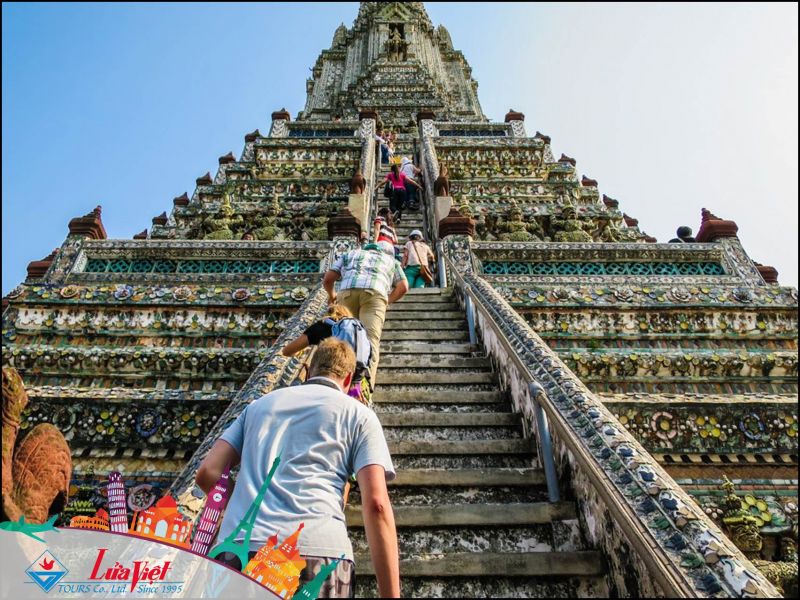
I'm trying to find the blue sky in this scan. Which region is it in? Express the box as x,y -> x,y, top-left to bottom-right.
3,2 -> 798,292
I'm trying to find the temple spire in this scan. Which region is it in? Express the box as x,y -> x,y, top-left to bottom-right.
300,1 -> 485,127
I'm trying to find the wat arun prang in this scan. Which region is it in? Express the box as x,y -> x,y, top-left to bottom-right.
2,2 -> 796,596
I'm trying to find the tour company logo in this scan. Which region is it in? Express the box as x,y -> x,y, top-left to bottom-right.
26,550 -> 68,593
22,547 -> 185,596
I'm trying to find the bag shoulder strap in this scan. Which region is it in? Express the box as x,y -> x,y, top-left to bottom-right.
410,241 -> 425,266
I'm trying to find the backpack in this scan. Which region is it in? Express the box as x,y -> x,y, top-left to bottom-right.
324,317 -> 372,381
383,180 -> 393,199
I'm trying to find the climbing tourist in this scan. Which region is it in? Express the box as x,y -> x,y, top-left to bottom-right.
280,304 -> 372,403
322,242 -> 408,385
386,138 -> 396,164
376,131 -> 390,164
401,230 -> 436,289
377,164 -> 421,223
373,207 -> 399,257
281,304 -> 353,358
197,338 -> 400,598
399,157 -> 423,210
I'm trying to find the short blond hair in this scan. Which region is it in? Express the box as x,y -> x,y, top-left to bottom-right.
309,338 -> 356,380
325,304 -> 353,321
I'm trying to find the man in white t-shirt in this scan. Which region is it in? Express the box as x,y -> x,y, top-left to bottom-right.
196,339 -> 400,598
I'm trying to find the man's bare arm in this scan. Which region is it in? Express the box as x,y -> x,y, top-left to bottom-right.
387,279 -> 409,305
322,269 -> 340,304
281,334 -> 310,357
196,440 -> 240,494
357,465 -> 400,597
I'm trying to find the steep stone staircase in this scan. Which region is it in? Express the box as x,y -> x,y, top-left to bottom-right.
374,138 -> 427,244
346,288 -> 606,597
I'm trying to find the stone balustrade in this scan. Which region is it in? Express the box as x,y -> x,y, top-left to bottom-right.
442,237 -> 780,598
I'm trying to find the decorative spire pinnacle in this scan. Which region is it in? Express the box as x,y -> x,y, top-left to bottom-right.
68,205 -> 107,239
696,207 -> 739,242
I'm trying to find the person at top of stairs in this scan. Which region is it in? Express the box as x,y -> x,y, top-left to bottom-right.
373,207 -> 399,257
376,164 -> 422,223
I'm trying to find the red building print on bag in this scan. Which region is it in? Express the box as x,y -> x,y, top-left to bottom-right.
70,508 -> 110,531
244,523 -> 307,599
129,495 -> 193,548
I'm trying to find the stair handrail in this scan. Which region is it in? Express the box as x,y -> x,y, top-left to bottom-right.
441,249 -> 779,598
359,119 -> 379,241
418,132 -> 441,257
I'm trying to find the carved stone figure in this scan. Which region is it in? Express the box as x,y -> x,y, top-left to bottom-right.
551,205 -> 593,243
386,27 -> 408,62
719,476 -> 798,596
434,166 -> 450,197
2,367 -> 72,523
349,167 -> 366,194
203,195 -> 243,240
498,201 -> 539,242
593,215 -> 622,242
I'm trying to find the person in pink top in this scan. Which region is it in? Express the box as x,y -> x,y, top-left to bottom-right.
376,164 -> 421,222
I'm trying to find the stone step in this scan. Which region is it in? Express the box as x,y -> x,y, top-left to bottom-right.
379,413 -> 517,427
389,302 -> 458,311
351,523 -> 555,557
354,551 -> 605,577
374,404 -> 510,415
393,454 -> 535,470
388,467 -> 544,487
388,439 -> 534,455
378,356 -> 490,369
377,372 -> 493,385
385,310 -> 464,320
382,330 -> 469,341
356,575 -> 605,598
346,502 -> 577,527
403,287 -> 448,296
354,485 -> 548,507
373,390 -> 502,403
379,342 -> 478,354
384,425 -> 522,442
383,320 -> 466,330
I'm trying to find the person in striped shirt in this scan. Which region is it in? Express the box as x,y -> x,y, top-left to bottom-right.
322,243 -> 408,385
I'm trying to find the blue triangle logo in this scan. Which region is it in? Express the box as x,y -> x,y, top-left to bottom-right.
27,571 -> 65,592
26,550 -> 68,592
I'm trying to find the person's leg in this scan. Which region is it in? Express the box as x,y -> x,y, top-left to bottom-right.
354,290 -> 388,385
337,290 -> 360,325
393,188 -> 407,221
404,182 -> 416,208
391,189 -> 403,221
299,556 -> 356,598
413,267 -> 425,288
404,265 -> 422,288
